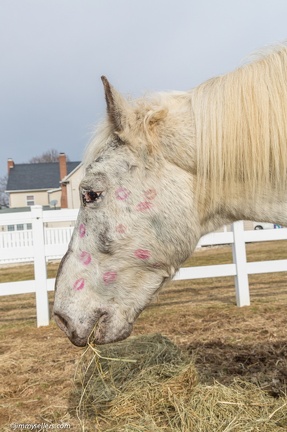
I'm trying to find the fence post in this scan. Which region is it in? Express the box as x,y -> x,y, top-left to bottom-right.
31,206 -> 50,326
232,221 -> 250,306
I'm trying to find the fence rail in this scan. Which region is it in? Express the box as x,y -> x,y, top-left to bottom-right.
0,210 -> 77,263
0,206 -> 286,327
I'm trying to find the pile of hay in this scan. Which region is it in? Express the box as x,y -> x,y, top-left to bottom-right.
73,334 -> 287,431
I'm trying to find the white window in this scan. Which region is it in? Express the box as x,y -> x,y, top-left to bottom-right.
26,195 -> 35,206
6,223 -> 33,232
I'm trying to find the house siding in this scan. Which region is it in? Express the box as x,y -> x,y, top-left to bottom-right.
66,165 -> 84,209
9,191 -> 50,208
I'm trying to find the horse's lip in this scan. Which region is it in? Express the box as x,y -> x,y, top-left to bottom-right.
70,311 -> 112,346
54,308 -> 103,347
70,333 -> 89,347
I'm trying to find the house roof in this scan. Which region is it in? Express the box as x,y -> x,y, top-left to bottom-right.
6,162 -> 80,192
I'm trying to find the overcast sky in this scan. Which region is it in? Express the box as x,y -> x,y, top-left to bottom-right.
1,0 -> 287,178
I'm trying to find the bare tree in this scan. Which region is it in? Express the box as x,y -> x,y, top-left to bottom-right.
28,149 -> 69,163
0,175 -> 9,208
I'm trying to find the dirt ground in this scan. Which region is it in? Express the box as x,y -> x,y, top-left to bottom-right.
0,241 -> 287,430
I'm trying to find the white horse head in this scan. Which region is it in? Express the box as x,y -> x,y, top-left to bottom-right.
54,45 -> 287,346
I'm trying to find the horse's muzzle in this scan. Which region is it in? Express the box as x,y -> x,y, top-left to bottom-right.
53,311 -> 91,347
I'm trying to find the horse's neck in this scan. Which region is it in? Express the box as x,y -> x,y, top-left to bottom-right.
200,188 -> 287,235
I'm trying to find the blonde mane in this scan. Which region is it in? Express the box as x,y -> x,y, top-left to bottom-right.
192,43 -> 287,204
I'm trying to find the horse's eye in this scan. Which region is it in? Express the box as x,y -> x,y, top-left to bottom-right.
82,189 -> 103,206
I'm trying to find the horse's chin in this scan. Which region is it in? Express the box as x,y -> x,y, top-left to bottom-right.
93,320 -> 133,345
92,316 -> 133,345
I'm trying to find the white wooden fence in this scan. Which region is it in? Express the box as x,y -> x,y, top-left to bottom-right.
0,206 -> 286,327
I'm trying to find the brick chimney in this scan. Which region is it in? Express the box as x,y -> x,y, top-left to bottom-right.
7,158 -> 14,174
59,153 -> 68,208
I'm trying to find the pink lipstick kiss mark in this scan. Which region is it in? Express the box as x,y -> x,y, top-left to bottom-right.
80,251 -> 92,266
73,278 -> 85,291
79,223 -> 86,238
103,271 -> 118,285
134,249 -> 151,260
116,224 -> 127,234
115,187 -> 131,201
136,201 -> 153,212
144,188 -> 157,200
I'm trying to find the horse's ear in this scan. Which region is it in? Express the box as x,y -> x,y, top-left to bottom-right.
101,76 -> 129,132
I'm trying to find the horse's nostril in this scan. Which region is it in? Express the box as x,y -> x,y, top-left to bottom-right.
54,312 -> 71,335
53,312 -> 88,347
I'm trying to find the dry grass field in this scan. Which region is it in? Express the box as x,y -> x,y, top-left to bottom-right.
0,241 -> 287,431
